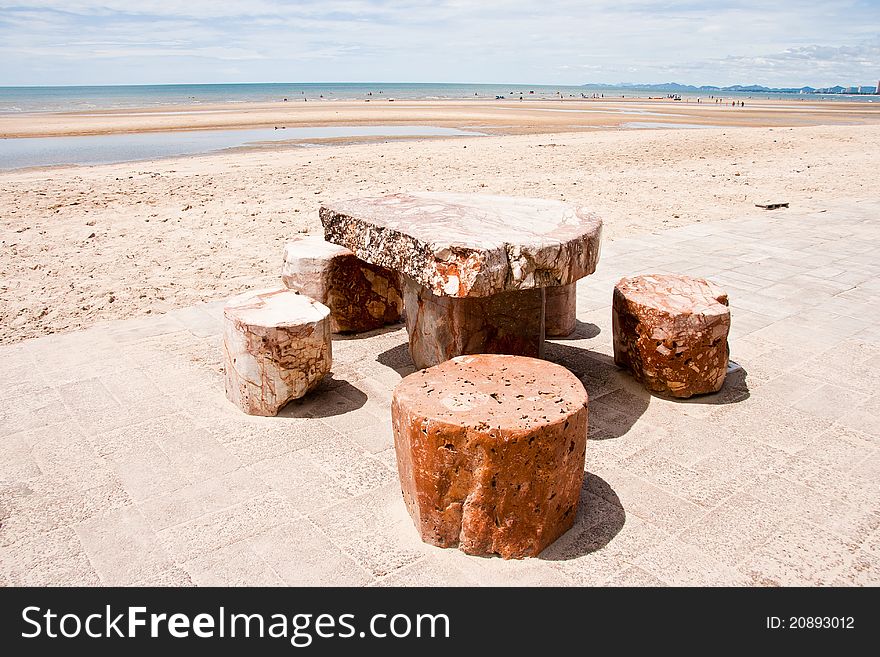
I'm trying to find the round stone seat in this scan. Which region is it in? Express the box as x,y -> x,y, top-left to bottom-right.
281,236 -> 402,334
391,354 -> 589,559
223,287 -> 332,416
612,274 -> 730,398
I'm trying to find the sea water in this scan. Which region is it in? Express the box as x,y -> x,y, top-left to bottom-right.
0,125 -> 486,170
1,82 -> 874,114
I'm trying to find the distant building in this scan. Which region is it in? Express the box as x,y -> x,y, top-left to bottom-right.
876,81 -> 880,95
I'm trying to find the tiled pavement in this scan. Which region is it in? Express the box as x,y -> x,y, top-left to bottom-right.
2,200 -> 879,586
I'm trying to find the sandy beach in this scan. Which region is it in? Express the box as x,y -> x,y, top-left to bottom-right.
3,98 -> 880,343
2,97 -> 880,138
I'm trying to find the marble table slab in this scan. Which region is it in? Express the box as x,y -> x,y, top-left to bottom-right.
320,193 -> 603,298
320,193 -> 603,368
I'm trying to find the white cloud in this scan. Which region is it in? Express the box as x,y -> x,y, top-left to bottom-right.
0,0 -> 877,85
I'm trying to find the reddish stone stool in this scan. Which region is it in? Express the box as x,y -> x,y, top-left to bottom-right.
282,236 -> 403,333
612,274 -> 730,398
391,354 -> 589,559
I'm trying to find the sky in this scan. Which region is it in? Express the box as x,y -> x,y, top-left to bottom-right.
0,0 -> 878,88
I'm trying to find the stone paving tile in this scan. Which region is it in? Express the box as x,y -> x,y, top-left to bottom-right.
318,407 -> 392,454
1,430 -> 44,483
150,420 -> 243,484
706,397 -> 834,455
428,542 -> 578,586
755,372 -> 825,408
156,491 -> 301,562
769,454 -> 878,513
138,469 -> 269,531
184,540 -> 285,586
0,526 -> 102,586
847,450 -> 880,495
745,473 -> 879,549
791,384 -> 873,423
75,505 -> 174,585
831,550 -> 880,586
604,565 -> 668,587
618,448 -> 741,509
587,466 -> 705,535
249,450 -> 349,514
30,423 -> 119,492
104,433 -> 193,504
0,476 -> 133,548
309,484 -> 428,578
4,202 -> 880,586
634,534 -> 751,586
203,416 -> 317,465
373,555 -> 479,587
737,518 -> 859,586
249,521 -> 373,586
134,564 -> 196,587
104,313 -> 187,343
799,427 -> 876,474
676,492 -> 791,568
837,394 -> 880,438
301,430 -> 396,497
0,387 -> 69,438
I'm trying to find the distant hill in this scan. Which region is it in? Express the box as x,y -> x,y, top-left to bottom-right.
579,82 -> 877,94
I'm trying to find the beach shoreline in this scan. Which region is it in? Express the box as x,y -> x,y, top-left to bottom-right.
3,97 -> 880,138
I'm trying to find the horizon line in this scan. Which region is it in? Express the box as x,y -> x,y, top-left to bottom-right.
1,79 -> 878,90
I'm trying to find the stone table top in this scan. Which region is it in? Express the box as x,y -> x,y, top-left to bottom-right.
320,193 -> 602,298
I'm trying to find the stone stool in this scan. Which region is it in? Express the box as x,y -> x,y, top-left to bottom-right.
282,236 -> 403,333
223,287 -> 331,416
612,274 -> 730,398
545,283 -> 577,337
391,354 -> 589,559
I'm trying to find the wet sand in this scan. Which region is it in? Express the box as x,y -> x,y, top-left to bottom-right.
2,97 -> 880,138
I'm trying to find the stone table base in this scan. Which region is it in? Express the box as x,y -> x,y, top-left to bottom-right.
402,278 -> 545,369
392,354 -> 589,559
545,283 -> 577,337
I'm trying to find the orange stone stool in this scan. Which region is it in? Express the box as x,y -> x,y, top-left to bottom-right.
612,274 -> 730,398
391,354 -> 589,559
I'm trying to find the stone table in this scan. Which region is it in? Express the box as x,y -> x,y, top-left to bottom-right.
320,193 -> 602,368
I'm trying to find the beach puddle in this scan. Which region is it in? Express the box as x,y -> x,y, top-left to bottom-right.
0,125 -> 486,170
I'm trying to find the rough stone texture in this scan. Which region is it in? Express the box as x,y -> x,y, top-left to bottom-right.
545,283 -> 577,337
392,354 -> 589,559
320,193 -> 603,298
223,287 -> 331,416
403,278 -> 545,369
281,236 -> 402,334
612,274 -> 730,398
